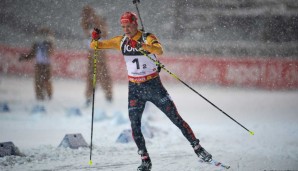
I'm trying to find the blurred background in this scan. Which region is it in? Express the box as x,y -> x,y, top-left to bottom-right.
1,0 -> 298,56
1,0 -> 298,89
1,2 -> 298,170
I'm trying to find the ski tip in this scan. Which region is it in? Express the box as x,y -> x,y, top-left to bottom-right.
89,160 -> 93,166
249,131 -> 255,136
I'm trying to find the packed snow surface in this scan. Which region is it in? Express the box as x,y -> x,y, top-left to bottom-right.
1,76 -> 298,171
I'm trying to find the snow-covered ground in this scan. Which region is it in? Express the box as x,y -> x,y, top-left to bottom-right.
0,75 -> 298,171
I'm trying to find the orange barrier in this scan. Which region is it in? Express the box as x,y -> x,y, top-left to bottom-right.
1,44 -> 297,90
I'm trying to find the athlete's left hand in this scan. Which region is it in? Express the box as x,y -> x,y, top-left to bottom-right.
129,39 -> 143,49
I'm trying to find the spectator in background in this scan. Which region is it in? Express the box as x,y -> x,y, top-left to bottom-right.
81,5 -> 113,106
19,27 -> 54,101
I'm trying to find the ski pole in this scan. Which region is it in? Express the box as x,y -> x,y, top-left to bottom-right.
132,0 -> 254,136
139,49 -> 254,136
133,0 -> 145,31
89,42 -> 98,166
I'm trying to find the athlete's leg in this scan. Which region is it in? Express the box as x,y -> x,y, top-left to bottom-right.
128,83 -> 148,152
150,78 -> 197,143
150,78 -> 212,162
129,82 -> 152,170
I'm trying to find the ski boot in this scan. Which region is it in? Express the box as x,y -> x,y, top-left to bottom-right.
137,150 -> 152,171
192,140 -> 212,162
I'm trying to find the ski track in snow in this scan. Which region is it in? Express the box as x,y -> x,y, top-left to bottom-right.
1,75 -> 298,171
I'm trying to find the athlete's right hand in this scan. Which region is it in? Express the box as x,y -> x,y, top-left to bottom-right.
91,28 -> 101,40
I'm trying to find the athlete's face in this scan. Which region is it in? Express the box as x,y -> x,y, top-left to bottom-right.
121,22 -> 138,38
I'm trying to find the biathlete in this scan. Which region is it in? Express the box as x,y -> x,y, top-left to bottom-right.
90,11 -> 212,171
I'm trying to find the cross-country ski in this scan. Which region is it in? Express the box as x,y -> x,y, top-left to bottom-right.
199,159 -> 230,170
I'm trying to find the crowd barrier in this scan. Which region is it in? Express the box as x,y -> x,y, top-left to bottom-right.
1,44 -> 297,90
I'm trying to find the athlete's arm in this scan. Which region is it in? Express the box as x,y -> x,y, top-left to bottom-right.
90,36 -> 123,50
